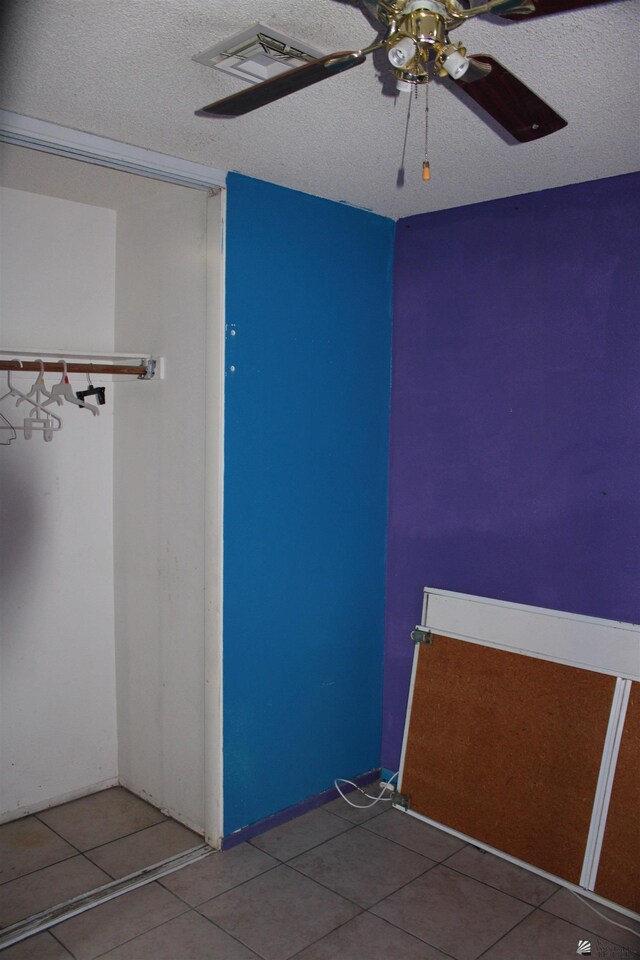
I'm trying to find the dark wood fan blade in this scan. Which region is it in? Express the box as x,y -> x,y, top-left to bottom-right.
196,51 -> 366,118
496,0 -> 619,19
452,55 -> 567,142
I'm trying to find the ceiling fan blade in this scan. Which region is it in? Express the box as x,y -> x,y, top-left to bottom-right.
496,0 -> 620,19
452,55 -> 567,142
197,50 -> 367,118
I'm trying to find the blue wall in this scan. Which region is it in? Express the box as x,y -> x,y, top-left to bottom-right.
224,174 -> 395,835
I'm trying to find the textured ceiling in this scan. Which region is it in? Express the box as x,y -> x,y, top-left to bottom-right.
1,0 -> 638,219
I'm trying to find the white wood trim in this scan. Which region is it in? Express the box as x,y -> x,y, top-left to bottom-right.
0,111 -> 226,191
422,588 -> 640,680
203,191 -> 226,849
580,678 -> 632,890
393,805 -> 640,924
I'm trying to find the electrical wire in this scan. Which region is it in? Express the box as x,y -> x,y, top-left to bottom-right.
567,887 -> 640,938
334,772 -> 399,809
333,776 -> 638,938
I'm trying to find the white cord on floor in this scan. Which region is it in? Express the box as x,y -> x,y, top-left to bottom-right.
567,887 -> 640,938
332,776 -> 639,939
334,772 -> 399,809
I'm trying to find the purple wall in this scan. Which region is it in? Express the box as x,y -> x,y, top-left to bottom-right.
382,173 -> 640,771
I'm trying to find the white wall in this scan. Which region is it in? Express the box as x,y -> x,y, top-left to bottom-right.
113,184 -> 212,835
0,147 -> 222,837
0,185 -> 118,820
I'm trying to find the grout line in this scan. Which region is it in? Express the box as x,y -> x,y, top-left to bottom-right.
285,909 -> 367,960
328,805 -> 388,826
48,924 -> 92,959
363,902 -> 458,957
228,803 -> 572,918
537,885 -> 563,908
31,816 -> 86,857
0,849 -> 80,889
538,893 -> 640,945
473,907 -> 539,960
434,859 -> 559,911
285,847 -> 438,913
69,905 -> 245,960
248,819 -> 360,865
28,808 -> 169,862
179,861 -> 283,910
360,817 -> 469,859
80,817 -> 177,856
45,931 -> 76,960
191,860 -> 288,911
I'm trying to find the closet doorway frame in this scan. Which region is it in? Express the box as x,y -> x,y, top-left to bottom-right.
0,111 -> 227,849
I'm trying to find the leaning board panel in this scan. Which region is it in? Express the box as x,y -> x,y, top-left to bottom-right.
401,635 -> 615,884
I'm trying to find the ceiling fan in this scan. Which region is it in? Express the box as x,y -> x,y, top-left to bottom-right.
196,0 -> 617,144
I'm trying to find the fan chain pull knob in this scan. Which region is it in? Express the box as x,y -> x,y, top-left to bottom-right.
422,161 -> 431,181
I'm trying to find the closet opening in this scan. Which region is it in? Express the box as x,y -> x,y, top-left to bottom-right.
0,143 -> 224,937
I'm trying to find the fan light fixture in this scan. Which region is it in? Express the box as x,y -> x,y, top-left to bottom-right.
442,49 -> 470,78
195,0 -> 619,176
388,36 -> 419,67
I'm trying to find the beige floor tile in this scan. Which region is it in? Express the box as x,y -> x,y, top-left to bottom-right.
481,908 -> 640,960
98,910 -> 260,959
444,844 -> 559,905
322,791 -> 388,824
249,808 -> 352,862
289,825 -> 434,908
52,881 -> 188,960
294,912 -> 453,959
0,932 -> 73,959
0,857 -> 110,929
198,864 -> 360,960
84,820 -> 202,879
541,887 -> 640,955
37,788 -> 165,852
0,818 -> 77,884
371,864 -> 533,960
362,809 -> 468,862
160,844 -> 278,906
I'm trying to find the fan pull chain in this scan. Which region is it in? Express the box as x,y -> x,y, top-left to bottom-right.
423,78 -> 431,182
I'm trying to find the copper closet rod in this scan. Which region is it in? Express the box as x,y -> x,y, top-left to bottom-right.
0,359 -> 151,377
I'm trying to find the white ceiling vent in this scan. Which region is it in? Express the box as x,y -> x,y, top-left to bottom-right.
193,24 -> 323,85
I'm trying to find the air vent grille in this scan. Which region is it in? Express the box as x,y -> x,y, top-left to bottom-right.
193,24 -> 322,85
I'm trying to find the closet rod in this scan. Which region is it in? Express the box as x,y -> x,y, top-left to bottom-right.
0,359 -> 154,378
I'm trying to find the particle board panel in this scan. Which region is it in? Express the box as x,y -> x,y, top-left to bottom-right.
401,635 -> 616,884
594,681 -> 640,912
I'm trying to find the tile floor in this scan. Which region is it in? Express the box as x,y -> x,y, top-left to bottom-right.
0,788 -> 201,932
1,788 -> 639,960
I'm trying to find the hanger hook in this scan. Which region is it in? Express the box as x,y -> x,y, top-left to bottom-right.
7,358 -> 23,392
38,358 -> 45,380
62,359 -> 68,380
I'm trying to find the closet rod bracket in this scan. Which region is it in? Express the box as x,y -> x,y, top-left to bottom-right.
138,358 -> 156,380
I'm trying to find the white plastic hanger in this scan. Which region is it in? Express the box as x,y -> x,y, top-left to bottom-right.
0,408 -> 17,445
0,360 -> 22,444
16,359 -> 53,406
0,359 -> 32,406
14,360 -> 62,441
43,360 -> 99,415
